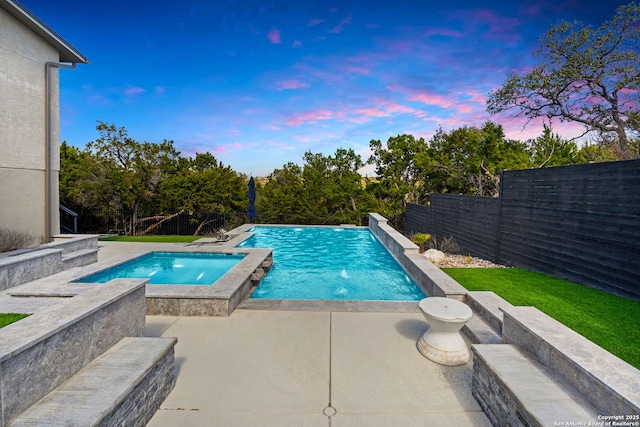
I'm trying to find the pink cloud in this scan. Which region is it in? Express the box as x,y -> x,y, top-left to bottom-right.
292,40 -> 302,48
210,141 -> 243,155
465,89 -> 486,104
357,107 -> 389,117
287,109 -> 334,126
408,93 -> 454,109
348,116 -> 372,124
499,115 -> 590,141
386,103 -> 415,114
457,104 -> 473,113
308,19 -> 324,27
347,66 -> 370,75
351,101 -> 419,123
267,125 -> 282,131
267,29 -> 281,44
275,79 -> 310,91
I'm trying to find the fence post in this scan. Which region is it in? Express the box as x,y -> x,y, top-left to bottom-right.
495,170 -> 504,264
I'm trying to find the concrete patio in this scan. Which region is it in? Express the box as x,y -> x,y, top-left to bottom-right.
144,310 -> 490,426
96,241 -> 491,426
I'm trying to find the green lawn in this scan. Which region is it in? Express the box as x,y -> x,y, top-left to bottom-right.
0,313 -> 30,329
442,268 -> 640,370
99,235 -> 201,243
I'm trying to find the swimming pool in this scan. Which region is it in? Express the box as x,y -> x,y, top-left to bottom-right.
237,226 -> 426,301
76,252 -> 246,285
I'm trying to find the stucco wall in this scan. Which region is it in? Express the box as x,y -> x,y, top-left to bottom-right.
0,8 -> 60,238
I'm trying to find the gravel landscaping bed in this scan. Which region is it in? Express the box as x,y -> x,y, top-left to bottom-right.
425,253 -> 507,268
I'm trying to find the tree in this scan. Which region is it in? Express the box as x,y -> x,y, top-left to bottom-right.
487,2 -> 640,159
160,152 -> 247,213
426,122 -> 531,197
59,141 -> 99,208
257,149 -> 373,225
529,124 -> 586,167
86,122 -> 181,234
257,162 -> 307,223
368,134 -> 429,206
367,135 -> 430,228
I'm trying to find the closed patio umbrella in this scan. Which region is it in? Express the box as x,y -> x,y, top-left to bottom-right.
247,176 -> 257,222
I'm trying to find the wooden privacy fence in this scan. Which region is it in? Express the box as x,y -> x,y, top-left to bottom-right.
405,159 -> 640,299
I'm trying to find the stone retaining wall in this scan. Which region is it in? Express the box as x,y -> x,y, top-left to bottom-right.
45,234 -> 98,254
368,213 -> 467,299
0,249 -> 62,291
0,279 -> 146,423
0,234 -> 98,291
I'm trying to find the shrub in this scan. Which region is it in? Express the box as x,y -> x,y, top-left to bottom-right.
0,228 -> 38,253
409,232 -> 431,253
427,235 -> 461,254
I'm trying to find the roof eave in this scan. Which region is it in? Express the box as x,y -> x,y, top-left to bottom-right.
0,0 -> 89,64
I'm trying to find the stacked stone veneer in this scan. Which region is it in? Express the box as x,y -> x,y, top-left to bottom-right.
0,234 -> 98,291
472,348 -> 537,427
368,213 -> 467,300
99,340 -> 177,426
0,279 -> 146,424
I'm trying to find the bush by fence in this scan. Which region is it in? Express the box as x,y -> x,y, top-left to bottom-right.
405,159 -> 640,300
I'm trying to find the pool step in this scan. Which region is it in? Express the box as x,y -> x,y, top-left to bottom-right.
262,257 -> 273,269
251,268 -> 265,282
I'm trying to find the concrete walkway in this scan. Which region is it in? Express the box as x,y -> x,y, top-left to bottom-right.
96,241 -> 492,426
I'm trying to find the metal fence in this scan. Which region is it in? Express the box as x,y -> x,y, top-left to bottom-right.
64,208 -> 370,235
405,159 -> 640,299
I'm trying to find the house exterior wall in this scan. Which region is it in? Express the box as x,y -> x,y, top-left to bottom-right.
0,7 -> 60,240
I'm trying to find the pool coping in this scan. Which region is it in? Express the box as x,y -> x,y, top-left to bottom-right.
6,243 -> 273,317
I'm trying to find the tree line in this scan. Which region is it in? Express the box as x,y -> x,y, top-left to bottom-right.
60,120 -> 629,234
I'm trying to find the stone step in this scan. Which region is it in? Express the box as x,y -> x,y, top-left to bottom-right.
61,248 -> 99,269
501,305 -> 640,416
472,344 -> 599,427
8,336 -> 177,427
465,291 -> 513,333
462,313 -> 501,345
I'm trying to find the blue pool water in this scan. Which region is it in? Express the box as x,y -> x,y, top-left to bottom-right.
237,226 -> 426,301
76,252 -> 245,285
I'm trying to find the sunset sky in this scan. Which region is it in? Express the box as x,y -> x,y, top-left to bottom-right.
22,0 -> 630,176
